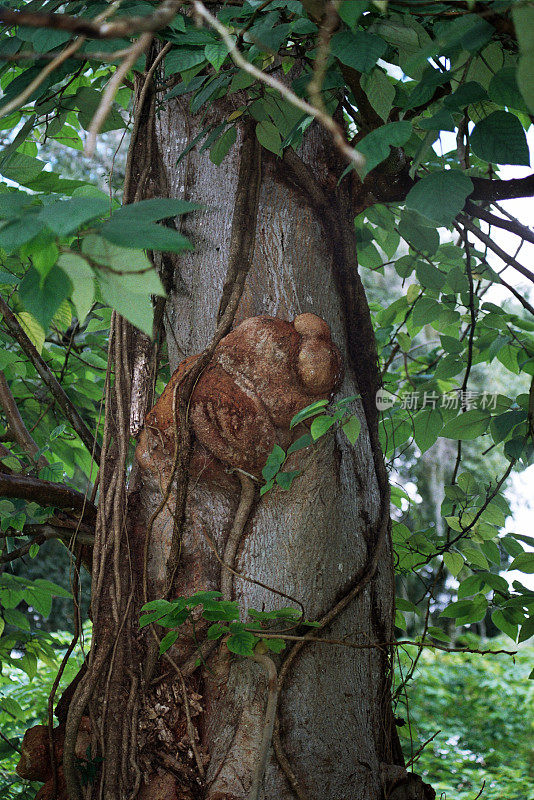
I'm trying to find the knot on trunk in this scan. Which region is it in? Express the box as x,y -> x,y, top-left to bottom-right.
135,313 -> 342,483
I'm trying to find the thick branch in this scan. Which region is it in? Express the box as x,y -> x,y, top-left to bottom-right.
457,215 -> 534,285
0,371 -> 49,469
0,297 -> 101,463
0,1 -> 183,39
469,173 -> 534,202
0,525 -> 94,564
0,472 -> 97,521
464,200 -> 534,246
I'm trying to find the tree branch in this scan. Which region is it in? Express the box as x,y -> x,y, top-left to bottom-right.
0,1 -> 183,40
0,472 -> 97,522
0,297 -> 101,463
0,525 -> 94,564
464,200 -> 534,246
457,215 -> 534,286
469,173 -> 534,202
0,371 -> 49,469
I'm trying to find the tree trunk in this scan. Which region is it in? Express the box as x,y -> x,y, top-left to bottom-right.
60,87 -> 421,800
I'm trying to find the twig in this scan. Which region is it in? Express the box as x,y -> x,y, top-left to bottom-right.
192,1 -> 364,170
0,297 -> 101,462
221,472 -> 256,601
85,33 -> 153,157
404,730 -> 440,768
456,215 -> 534,286
465,200 -> 534,245
0,1 -> 183,40
0,371 -> 49,469
0,36 -> 86,118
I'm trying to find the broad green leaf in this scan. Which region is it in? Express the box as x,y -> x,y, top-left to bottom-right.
159,630 -> 179,654
100,218 -> 193,253
426,626 -> 451,643
287,433 -> 312,455
110,198 -> 200,223
488,67 -> 528,112
360,68 -> 395,121
263,637 -> 286,653
256,119 -> 282,155
341,415 -> 361,445
492,608 -> 518,641
57,253 -> 95,323
440,409 -> 491,441
98,272 -> 160,337
17,312 -> 45,353
275,470 -> 299,490
509,552 -> 534,574
443,551 -> 464,577
513,4 -> 534,113
310,414 -> 335,441
331,30 -> 387,73
39,197 -> 109,236
205,41 -> 229,72
262,444 -> 286,481
413,408 -> 442,453
355,121 -> 412,179
226,626 -> 257,656
470,111 -> 530,166
406,171 -> 473,227
18,265 -> 72,332
82,235 -> 152,270
166,48 -> 207,77
398,210 -> 440,255
210,126 -> 237,166
338,0 -> 368,29
290,399 -> 329,428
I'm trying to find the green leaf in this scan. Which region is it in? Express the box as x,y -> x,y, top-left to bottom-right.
57,253 -> 95,323
492,608 -> 518,641
406,171 -> 473,227
210,126 -> 237,166
287,433 -> 312,455
443,551 -> 464,578
262,444 -> 286,481
509,553 -> 534,574
330,30 -> 387,73
440,409 -> 491,441
360,68 -> 395,121
290,399 -> 329,429
255,119 -> 282,156
513,4 -> 534,113
413,408 -> 442,453
355,121 -> 412,179
226,625 -> 257,656
111,198 -> 200,224
341,415 -> 361,445
207,623 -> 229,640
275,470 -> 299,490
263,637 -> 286,653
159,630 -> 179,654
3,607 -> 30,631
98,272 -> 159,337
470,111 -> 530,166
427,626 -> 451,643
39,197 -> 109,236
18,265 -> 72,332
310,414 -> 335,441
338,0 -> 368,29
100,218 -> 193,253
398,210 -> 440,255
488,67 -> 528,112
16,312 -> 45,353
205,41 -> 229,72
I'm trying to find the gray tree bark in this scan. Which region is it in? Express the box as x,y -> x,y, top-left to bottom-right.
137,98 -> 398,800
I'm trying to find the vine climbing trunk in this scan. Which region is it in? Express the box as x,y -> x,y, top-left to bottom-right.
59,84 -> 423,800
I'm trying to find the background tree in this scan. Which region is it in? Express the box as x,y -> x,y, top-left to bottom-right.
0,2 -> 534,800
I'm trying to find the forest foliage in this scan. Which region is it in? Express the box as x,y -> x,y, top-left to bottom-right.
0,0 -> 534,795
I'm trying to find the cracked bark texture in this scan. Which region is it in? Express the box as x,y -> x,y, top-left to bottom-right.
140,98 -> 398,800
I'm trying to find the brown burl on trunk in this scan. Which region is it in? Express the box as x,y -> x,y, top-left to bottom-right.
136,313 -> 343,483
